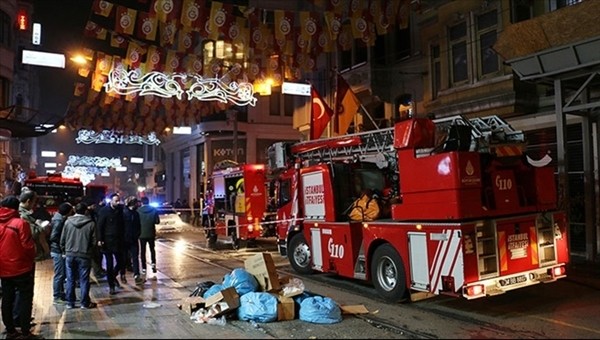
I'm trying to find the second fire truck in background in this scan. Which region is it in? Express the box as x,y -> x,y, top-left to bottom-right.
210,163 -> 275,247
25,173 -> 107,213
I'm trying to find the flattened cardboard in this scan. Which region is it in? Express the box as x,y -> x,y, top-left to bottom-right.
179,296 -> 206,315
204,287 -> 240,317
244,252 -> 280,292
340,304 -> 369,314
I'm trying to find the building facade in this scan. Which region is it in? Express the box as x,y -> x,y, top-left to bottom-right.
0,0 -> 17,193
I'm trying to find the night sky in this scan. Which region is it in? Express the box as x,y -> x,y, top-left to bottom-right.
30,0 -> 93,119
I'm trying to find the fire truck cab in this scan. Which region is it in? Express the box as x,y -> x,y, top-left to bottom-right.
211,164 -> 272,248
269,115 -> 569,302
24,173 -> 85,214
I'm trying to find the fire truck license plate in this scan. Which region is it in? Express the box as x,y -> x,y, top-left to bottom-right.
504,275 -> 527,286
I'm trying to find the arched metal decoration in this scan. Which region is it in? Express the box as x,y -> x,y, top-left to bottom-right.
76,129 -> 161,145
104,66 -> 257,107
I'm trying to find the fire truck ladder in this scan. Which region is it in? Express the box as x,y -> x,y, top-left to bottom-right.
291,114 -> 524,165
292,127 -> 396,168
432,115 -> 526,155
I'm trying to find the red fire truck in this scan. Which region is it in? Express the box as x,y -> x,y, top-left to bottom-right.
211,164 -> 274,248
268,115 -> 569,301
25,174 -> 108,213
24,173 -> 85,213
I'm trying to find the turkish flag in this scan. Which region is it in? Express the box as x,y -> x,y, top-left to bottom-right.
310,86 -> 333,140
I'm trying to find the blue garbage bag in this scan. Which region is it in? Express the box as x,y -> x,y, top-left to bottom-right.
236,292 -> 278,323
292,291 -> 318,305
202,283 -> 224,299
222,268 -> 259,296
299,296 -> 342,324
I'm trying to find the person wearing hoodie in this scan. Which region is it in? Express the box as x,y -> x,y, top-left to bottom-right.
137,196 -> 160,275
49,202 -> 74,305
60,202 -> 97,309
0,195 -> 38,339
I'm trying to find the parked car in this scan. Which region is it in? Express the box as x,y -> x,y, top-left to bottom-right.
155,203 -> 185,233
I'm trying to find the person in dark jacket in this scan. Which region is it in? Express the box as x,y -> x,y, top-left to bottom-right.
123,196 -> 142,284
49,202 -> 73,305
60,202 -> 97,309
32,201 -> 52,222
96,193 -> 125,295
83,197 -> 106,279
138,196 -> 160,275
0,196 -> 39,339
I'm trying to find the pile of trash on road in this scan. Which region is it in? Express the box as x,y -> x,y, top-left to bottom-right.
177,252 -> 345,325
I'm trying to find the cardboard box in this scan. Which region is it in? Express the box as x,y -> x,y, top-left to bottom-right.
244,253 -> 280,292
269,293 -> 296,321
179,296 -> 206,315
276,295 -> 295,321
204,287 -> 240,317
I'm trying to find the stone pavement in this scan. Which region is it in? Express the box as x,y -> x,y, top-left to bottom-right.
2,253 -> 599,339
2,259 -> 271,339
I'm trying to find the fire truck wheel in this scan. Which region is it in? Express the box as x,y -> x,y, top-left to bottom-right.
288,233 -> 313,275
371,244 -> 407,302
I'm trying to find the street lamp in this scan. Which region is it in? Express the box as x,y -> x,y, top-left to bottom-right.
69,54 -> 88,66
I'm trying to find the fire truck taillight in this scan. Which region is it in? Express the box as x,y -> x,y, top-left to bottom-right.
465,284 -> 484,297
549,266 -> 566,278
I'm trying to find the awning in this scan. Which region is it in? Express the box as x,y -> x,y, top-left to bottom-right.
0,106 -> 63,139
493,0 -> 600,62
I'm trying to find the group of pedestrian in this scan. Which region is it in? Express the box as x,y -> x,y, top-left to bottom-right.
0,189 -> 48,339
0,189 -> 161,339
94,193 -> 160,296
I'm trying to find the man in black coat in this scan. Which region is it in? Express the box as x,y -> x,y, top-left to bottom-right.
123,196 -> 142,284
96,193 -> 125,295
83,197 -> 106,279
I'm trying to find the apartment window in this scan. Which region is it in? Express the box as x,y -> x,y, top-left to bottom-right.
431,44 -> 441,99
449,21 -> 468,84
202,40 -> 239,75
340,49 -> 352,70
0,77 -> 9,108
283,94 -> 294,117
339,40 -> 368,71
355,40 -> 368,65
0,11 -> 11,48
395,26 -> 411,61
373,33 -> 386,65
477,10 -> 499,77
553,0 -> 582,10
270,87 -> 281,116
510,0 -> 532,23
